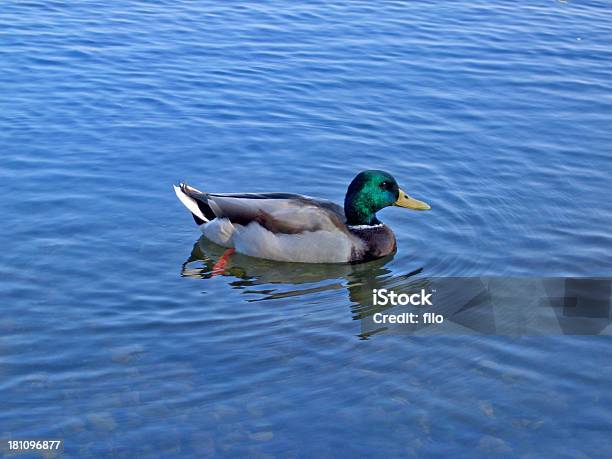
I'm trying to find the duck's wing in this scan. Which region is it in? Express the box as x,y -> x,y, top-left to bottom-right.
175,183 -> 347,234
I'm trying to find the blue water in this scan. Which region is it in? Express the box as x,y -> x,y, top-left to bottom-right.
1,1 -> 612,457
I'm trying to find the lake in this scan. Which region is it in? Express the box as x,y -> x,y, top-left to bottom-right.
1,1 -> 611,457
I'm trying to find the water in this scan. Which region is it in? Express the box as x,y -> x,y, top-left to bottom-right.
1,1 -> 611,457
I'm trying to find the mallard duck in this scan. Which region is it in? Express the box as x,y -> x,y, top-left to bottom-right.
174,170 -> 430,263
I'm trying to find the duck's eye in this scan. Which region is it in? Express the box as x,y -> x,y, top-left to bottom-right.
380,181 -> 391,190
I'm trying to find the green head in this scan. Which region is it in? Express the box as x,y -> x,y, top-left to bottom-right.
344,170 -> 430,226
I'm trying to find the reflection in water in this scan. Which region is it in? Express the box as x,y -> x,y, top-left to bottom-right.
182,238 -> 612,337
181,237 -> 423,332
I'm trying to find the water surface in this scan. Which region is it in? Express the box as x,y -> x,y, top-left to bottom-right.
1,1 -> 611,457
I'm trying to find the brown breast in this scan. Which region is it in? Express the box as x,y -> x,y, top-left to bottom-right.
348,224 -> 397,262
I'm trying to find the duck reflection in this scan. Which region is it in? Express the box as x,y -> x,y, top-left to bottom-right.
181,237 -> 419,308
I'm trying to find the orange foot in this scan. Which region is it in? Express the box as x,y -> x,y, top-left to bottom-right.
211,248 -> 236,277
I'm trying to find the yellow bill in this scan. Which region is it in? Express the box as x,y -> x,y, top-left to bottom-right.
395,188 -> 431,211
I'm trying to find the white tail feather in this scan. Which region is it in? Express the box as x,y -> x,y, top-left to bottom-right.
173,185 -> 208,222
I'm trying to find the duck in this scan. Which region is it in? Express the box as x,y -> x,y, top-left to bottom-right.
174,170 -> 430,263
